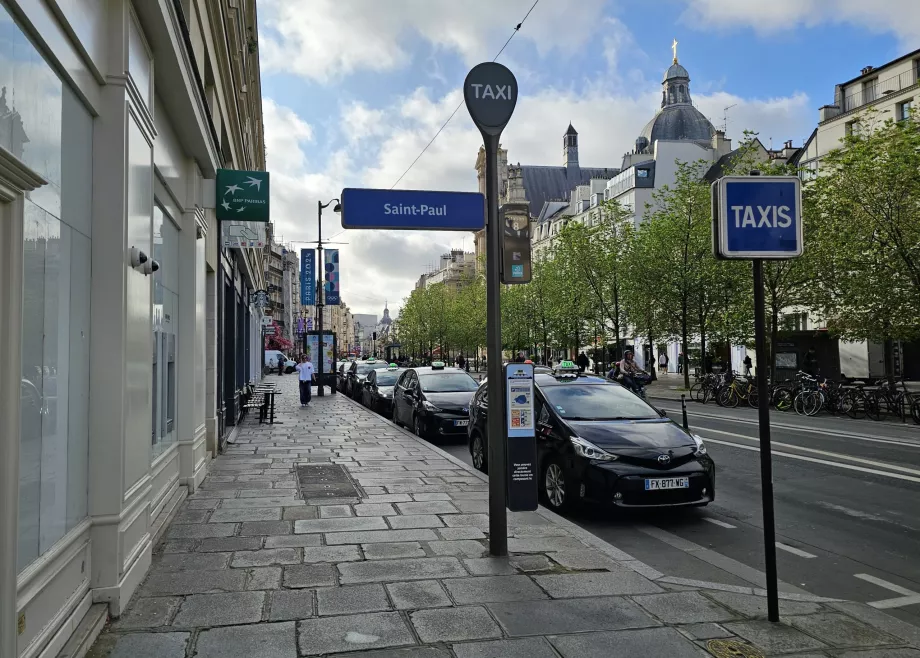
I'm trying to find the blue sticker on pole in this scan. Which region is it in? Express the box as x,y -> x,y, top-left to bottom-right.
340,188 -> 485,230
715,176 -> 803,259
300,249 -> 315,306
324,249 -> 340,306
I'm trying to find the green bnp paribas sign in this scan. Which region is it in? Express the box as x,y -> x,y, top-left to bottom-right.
216,169 -> 270,222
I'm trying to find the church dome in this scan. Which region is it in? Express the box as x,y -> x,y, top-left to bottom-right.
663,63 -> 689,82
639,53 -> 714,145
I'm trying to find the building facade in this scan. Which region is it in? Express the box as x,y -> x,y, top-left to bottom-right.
416,249 -> 477,290
0,1 -> 265,656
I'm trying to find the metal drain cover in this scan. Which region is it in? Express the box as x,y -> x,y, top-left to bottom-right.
707,639 -> 764,658
295,464 -> 362,499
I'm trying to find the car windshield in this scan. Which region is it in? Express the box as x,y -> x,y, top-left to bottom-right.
542,383 -> 659,421
357,363 -> 385,375
375,371 -> 402,386
419,372 -> 479,392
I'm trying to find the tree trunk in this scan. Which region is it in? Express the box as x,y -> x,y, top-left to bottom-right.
884,336 -> 896,386
770,304 -> 779,383
682,315 -> 690,390
648,329 -> 657,381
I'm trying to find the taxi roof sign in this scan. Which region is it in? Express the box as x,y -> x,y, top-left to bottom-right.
388,363 -> 398,368
431,361 -> 446,369
558,360 -> 577,370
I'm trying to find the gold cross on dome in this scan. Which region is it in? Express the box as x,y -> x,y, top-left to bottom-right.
672,39 -> 679,63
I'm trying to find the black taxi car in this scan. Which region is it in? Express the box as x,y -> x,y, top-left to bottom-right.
467,361 -> 714,512
391,362 -> 479,442
361,364 -> 405,415
345,358 -> 388,399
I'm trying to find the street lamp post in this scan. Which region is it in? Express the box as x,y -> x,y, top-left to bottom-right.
316,198 -> 341,396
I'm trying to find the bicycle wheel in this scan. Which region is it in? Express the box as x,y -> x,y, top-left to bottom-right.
865,394 -> 887,421
748,387 -> 759,408
773,387 -> 794,412
912,397 -> 920,425
793,392 -> 809,415
845,389 -> 867,419
690,382 -> 704,402
804,391 -> 823,416
717,386 -> 739,408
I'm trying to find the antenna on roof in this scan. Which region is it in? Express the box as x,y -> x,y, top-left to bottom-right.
722,104 -> 737,133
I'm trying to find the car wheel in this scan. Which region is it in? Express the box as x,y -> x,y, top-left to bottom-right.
413,415 -> 425,439
541,457 -> 575,513
470,433 -> 488,474
391,403 -> 401,426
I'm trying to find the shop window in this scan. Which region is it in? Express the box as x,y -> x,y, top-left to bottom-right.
151,204 -> 179,458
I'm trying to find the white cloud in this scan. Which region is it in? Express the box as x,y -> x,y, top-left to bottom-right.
342,102 -> 386,144
681,0 -> 920,48
263,98 -> 313,172
259,0 -> 608,82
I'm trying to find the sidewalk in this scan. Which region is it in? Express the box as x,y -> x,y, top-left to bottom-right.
88,375 -> 920,657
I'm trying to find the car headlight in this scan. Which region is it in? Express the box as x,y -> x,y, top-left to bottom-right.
571,436 -> 618,462
381,391 -> 392,399
691,434 -> 707,456
422,400 -> 442,412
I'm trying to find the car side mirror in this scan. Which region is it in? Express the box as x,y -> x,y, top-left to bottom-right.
658,408 -> 668,418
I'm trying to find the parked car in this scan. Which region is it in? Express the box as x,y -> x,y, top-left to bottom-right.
391,362 -> 479,442
361,365 -> 405,415
264,350 -> 296,374
467,369 -> 714,512
345,359 -> 388,399
336,363 -> 348,392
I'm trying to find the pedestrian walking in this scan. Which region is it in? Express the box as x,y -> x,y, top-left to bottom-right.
743,354 -> 752,377
576,352 -> 590,373
658,352 -> 669,374
677,352 -> 684,374
296,354 -> 314,407
277,353 -> 285,376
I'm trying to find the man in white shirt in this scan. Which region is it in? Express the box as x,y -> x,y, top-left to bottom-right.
296,354 -> 314,406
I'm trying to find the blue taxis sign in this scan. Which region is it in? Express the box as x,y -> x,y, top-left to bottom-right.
713,176 -> 803,260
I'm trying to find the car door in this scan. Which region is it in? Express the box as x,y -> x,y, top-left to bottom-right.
363,370 -> 376,407
394,371 -> 411,424
401,372 -> 420,425
346,362 -> 357,395
534,392 -> 557,466
471,384 -> 489,441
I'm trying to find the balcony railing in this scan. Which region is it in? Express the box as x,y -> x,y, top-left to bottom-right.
842,68 -> 918,113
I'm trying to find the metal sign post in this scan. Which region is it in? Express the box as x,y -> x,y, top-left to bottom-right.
464,61 -> 518,556
712,174 -> 802,623
504,363 -> 537,510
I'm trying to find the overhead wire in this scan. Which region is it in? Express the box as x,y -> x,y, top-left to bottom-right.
389,0 -> 540,190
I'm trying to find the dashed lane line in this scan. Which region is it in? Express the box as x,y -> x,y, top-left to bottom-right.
855,573 -> 920,609
703,518 -> 737,529
775,542 -> 817,559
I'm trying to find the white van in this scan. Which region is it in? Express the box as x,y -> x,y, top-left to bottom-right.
265,350 -> 296,373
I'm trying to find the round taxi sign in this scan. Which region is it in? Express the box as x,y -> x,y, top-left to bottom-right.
463,62 -> 517,136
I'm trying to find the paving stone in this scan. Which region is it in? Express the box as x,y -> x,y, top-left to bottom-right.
231,548 -> 301,567
298,546 -> 366,565
387,515 -> 444,529
412,493 -> 452,501
194,622 -> 298,658
436,527 -> 485,541
396,501 -> 459,515
549,627 -> 704,658
632,591 -> 739,624
334,649 -> 450,658
264,534 -> 324,549
197,537 -> 263,552
788,613 -> 900,648
86,631 -> 190,658
319,504 -> 355,518
209,507 -> 283,522
410,606 -> 501,643
488,597 -> 658,636
282,506 -> 320,520
444,576 -> 548,604
296,612 -> 416,655
186,499 -> 221,509
174,509 -> 211,523
218,496 -> 306,508
364,494 -> 414,503
355,503 -> 399,516
440,514 -> 490,528
509,555 -> 553,572
240,521 -> 292,535
203,480 -> 273,489
427,540 -> 487,558
363,542 -> 426,560
172,591 -> 265,627
139,570 -> 247,596
294,516 -> 388,533
167,522 -> 237,539
110,596 -> 181,629
506,536 -> 587,553
326,529 -> 438,545
723,620 -> 830,654
269,589 -> 315,621
679,623 -> 734,640
246,567 -> 282,590
534,570 -> 664,598
157,552 -> 231,571
836,650 -> 920,658
158,539 -> 198,553
317,584 -> 391,615
704,591 -> 823,618
452,500 -> 489,513
452,637 -> 560,658
547,549 -> 618,570
338,557 -> 467,584
284,564 -> 337,588
463,557 -> 518,576
386,580 -> 452,610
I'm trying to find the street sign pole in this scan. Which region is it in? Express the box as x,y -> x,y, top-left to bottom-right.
464,62 -> 518,557
316,200 -> 325,397
752,258 -> 780,622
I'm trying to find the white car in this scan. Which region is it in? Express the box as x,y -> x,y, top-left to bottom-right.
264,350 -> 296,373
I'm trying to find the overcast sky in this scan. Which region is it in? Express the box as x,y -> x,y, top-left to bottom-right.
257,0 -> 920,317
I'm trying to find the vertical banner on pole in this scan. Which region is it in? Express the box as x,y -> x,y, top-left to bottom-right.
324,249 -> 340,306
301,249 -> 315,306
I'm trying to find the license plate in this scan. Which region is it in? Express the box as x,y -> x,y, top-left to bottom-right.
454,420 -> 469,427
645,477 -> 689,491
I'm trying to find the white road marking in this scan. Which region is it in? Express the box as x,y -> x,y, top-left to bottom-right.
701,437 -> 920,484
775,542 -> 817,558
700,428 -> 920,477
854,574 -> 920,609
816,502 -> 891,523
702,518 -> 737,529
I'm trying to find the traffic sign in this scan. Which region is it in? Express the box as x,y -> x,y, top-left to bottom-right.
260,316 -> 273,326
263,326 -> 276,336
713,176 -> 802,259
464,62 -> 518,136
340,188 -> 485,230
216,169 -> 270,222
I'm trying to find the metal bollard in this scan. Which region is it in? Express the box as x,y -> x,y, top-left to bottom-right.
681,394 -> 690,431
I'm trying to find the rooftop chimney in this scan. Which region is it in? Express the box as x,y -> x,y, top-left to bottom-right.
861,65 -> 874,76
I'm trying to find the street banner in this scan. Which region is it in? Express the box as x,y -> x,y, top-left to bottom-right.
216,169 -> 270,222
301,249 -> 316,306
324,249 -> 340,305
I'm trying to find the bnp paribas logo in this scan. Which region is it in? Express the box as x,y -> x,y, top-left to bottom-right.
216,169 -> 270,222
